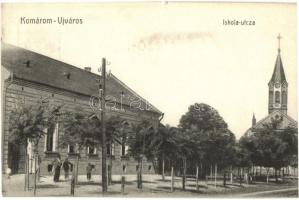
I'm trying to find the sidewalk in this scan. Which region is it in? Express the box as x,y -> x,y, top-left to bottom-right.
2,174 -> 298,197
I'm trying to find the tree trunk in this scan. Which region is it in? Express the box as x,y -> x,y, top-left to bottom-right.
214,163 -> 217,188
281,168 -> 285,182
182,157 -> 186,190
34,153 -> 37,196
162,153 -> 165,180
137,157 -> 142,189
205,166 -> 208,186
26,155 -> 30,190
171,166 -> 174,192
230,166 -> 233,185
275,168 -> 278,183
196,166 -> 199,191
75,155 -> 79,184
210,165 -> 213,185
24,147 -> 28,191
200,164 -> 203,179
108,145 -> 113,185
266,168 -> 269,184
223,171 -> 226,186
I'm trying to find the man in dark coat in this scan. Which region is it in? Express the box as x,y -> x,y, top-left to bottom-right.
62,158 -> 73,180
86,163 -> 93,181
52,157 -> 62,182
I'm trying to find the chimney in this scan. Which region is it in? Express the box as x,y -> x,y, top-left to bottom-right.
84,67 -> 91,72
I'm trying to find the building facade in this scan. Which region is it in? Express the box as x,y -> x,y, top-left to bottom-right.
1,43 -> 163,175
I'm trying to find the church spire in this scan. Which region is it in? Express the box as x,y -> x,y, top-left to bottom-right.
252,113 -> 256,127
277,34 -> 281,53
268,34 -> 288,115
269,34 -> 287,85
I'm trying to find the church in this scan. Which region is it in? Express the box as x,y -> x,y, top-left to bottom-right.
245,35 -> 297,135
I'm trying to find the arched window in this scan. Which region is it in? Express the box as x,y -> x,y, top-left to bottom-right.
282,91 -> 287,105
45,123 -> 58,152
275,91 -> 280,104
269,91 -> 274,104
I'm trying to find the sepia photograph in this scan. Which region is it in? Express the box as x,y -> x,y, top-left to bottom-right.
1,1 -> 298,197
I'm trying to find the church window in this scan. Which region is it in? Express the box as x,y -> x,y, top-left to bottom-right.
269,91 -> 273,104
282,91 -> 287,104
275,91 -> 280,104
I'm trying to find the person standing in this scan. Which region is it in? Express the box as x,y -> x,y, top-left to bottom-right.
52,156 -> 62,182
86,163 -> 93,181
62,158 -> 72,180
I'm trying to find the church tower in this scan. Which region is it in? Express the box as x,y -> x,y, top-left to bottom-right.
268,34 -> 288,114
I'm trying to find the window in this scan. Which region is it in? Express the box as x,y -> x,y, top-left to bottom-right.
68,145 -> 75,153
121,145 -> 129,156
48,164 -> 53,172
275,91 -> 281,104
107,143 -> 115,156
45,123 -> 58,152
121,133 -> 128,156
87,146 -> 97,155
269,91 -> 273,104
282,91 -> 287,105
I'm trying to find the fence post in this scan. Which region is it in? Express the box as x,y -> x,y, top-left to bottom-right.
196,166 -> 199,191
171,166 -> 174,192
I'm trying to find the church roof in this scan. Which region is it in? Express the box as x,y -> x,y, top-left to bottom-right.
269,52 -> 287,84
244,110 -> 297,136
1,42 -> 162,115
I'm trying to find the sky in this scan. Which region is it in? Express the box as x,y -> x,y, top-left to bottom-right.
2,2 -> 297,139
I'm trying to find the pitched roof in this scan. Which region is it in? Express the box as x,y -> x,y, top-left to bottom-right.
244,110 -> 297,136
1,42 -> 162,115
269,52 -> 287,84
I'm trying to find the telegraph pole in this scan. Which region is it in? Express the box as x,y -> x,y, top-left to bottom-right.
100,58 -> 107,193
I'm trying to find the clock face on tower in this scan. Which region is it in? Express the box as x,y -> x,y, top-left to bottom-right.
275,83 -> 280,88
275,103 -> 280,107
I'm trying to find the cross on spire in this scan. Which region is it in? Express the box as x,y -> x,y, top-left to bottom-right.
277,34 -> 282,53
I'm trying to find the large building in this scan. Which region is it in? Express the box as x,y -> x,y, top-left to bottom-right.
245,36 -> 297,135
1,43 -> 163,175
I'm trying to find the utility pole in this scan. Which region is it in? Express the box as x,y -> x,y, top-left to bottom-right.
100,58 -> 107,193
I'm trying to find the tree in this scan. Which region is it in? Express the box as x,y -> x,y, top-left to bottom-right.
127,120 -> 155,189
59,108 -> 101,186
149,124 -> 178,180
8,100 -> 62,192
174,129 -> 200,190
240,120 -> 298,183
179,103 -> 236,187
105,115 -> 129,184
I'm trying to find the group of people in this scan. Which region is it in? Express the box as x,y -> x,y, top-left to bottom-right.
52,156 -> 95,182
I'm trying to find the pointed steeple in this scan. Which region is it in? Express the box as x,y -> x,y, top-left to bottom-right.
252,113 -> 256,127
268,34 -> 288,115
269,34 -> 287,85
269,52 -> 287,84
